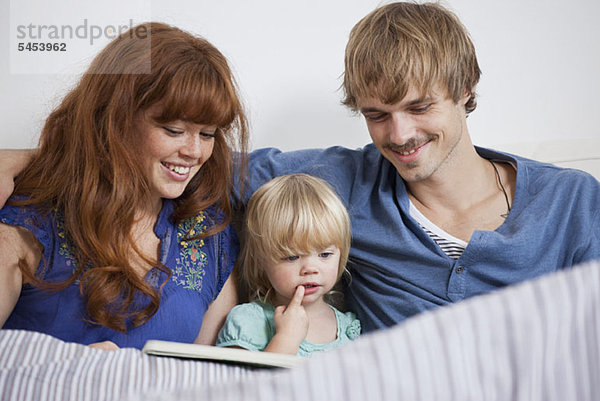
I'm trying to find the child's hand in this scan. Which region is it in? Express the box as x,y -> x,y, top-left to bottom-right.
274,285 -> 309,336
265,286 -> 309,354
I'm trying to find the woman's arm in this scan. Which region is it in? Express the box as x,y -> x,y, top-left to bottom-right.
194,273 -> 239,345
0,223 -> 41,327
0,149 -> 36,207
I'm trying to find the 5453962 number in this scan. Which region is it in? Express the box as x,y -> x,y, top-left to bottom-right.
17,42 -> 67,52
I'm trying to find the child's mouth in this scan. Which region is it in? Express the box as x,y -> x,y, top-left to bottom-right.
301,283 -> 320,295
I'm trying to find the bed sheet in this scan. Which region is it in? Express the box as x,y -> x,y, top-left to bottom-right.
0,330 -> 256,401
2,258 -> 600,401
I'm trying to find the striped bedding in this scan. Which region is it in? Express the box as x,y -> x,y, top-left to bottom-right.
2,259 -> 600,401
0,331 -> 256,400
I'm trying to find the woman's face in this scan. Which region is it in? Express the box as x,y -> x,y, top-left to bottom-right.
135,105 -> 217,206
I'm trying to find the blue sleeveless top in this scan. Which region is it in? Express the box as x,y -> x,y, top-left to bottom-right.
0,199 -> 238,349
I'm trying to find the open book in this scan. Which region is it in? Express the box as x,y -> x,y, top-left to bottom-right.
142,340 -> 302,369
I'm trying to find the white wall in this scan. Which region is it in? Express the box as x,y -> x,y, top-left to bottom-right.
1,0 -> 599,152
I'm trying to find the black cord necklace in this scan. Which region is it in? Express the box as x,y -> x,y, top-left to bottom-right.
489,159 -> 511,219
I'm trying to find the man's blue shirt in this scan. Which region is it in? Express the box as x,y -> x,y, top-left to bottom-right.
243,144 -> 600,332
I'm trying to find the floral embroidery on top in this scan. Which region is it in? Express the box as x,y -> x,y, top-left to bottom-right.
51,208 -> 209,292
173,212 -> 208,293
54,211 -> 96,284
55,212 -> 78,269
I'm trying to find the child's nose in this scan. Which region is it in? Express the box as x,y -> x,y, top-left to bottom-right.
300,258 -> 318,275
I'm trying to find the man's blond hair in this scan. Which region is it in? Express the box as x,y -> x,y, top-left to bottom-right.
342,2 -> 481,114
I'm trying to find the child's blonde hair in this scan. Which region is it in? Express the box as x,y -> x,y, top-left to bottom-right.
241,174 -> 351,303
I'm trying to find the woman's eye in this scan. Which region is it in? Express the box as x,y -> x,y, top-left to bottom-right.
163,126 -> 184,136
200,132 -> 216,139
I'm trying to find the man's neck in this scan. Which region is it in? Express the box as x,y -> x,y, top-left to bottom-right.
406,145 -> 490,213
406,145 -> 514,241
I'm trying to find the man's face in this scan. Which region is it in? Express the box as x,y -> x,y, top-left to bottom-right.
358,85 -> 470,183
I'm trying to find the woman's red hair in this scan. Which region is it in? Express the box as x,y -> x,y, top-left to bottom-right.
12,22 -> 248,331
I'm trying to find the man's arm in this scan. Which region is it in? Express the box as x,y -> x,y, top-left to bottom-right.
241,146 -> 367,207
0,223 -> 41,327
0,149 -> 36,207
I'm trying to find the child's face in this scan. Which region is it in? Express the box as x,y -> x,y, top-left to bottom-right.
265,246 -> 341,307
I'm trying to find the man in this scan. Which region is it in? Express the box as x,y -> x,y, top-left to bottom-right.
2,3 -> 599,333
242,2 -> 600,332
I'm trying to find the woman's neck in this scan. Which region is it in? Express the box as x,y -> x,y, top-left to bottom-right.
128,202 -> 162,277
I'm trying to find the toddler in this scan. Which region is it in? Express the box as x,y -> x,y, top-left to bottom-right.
217,174 -> 360,356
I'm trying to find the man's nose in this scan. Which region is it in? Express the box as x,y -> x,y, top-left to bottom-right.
388,113 -> 416,144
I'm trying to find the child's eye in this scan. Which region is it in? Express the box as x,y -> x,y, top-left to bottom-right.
282,255 -> 299,262
318,252 -> 333,259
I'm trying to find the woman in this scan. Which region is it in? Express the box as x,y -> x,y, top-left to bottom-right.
0,22 -> 248,349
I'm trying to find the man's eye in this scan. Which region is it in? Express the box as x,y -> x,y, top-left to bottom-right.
410,104 -> 432,114
364,113 -> 387,122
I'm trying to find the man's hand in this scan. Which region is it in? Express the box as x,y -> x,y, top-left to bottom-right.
0,171 -> 15,208
265,286 -> 308,354
0,149 -> 36,207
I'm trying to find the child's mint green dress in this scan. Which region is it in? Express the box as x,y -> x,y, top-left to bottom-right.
216,301 -> 361,357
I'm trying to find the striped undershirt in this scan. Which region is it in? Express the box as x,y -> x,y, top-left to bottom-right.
409,201 -> 467,260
